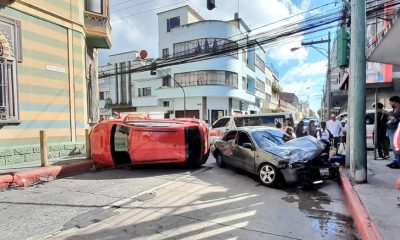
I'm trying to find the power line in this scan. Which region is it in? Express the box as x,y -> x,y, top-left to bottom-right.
101,8 -> 343,77
112,0 -> 156,14
111,0 -> 189,21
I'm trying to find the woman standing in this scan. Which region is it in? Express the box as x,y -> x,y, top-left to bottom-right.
306,120 -> 317,137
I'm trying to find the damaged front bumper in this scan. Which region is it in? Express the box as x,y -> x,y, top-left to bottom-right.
279,158 -> 339,185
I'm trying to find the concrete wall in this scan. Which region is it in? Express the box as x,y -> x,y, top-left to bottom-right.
0,142 -> 85,166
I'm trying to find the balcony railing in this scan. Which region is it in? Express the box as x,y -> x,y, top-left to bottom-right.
271,81 -> 283,93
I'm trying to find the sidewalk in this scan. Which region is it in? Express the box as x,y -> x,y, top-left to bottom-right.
0,155 -> 95,190
343,152 -> 399,240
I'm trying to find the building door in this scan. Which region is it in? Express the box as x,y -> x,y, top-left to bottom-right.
175,110 -> 200,118
211,110 -> 224,124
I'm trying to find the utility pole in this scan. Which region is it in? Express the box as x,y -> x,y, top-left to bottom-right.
300,32 -> 331,119
349,0 -> 367,183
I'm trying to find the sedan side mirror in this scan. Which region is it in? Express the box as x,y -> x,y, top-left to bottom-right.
243,143 -> 254,150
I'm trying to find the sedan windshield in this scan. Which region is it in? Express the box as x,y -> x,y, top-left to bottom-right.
251,129 -> 285,149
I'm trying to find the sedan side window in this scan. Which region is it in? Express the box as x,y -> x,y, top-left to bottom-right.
236,132 -> 253,147
222,131 -> 237,142
212,118 -> 230,128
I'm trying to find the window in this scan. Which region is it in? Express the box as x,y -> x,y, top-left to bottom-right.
174,70 -> 238,88
365,113 -> 374,125
265,93 -> 271,102
162,48 -> 169,59
265,78 -> 272,86
167,16 -> 180,32
236,132 -> 252,147
173,38 -> 238,58
242,77 -> 247,91
0,59 -> 17,121
0,16 -> 22,122
85,0 -> 103,14
211,110 -> 224,124
163,101 -> 170,107
212,117 -> 230,128
99,91 -> 110,100
256,55 -> 265,72
256,78 -> 266,92
138,87 -> 151,97
246,43 -> 256,71
222,131 -> 238,142
162,76 -> 171,87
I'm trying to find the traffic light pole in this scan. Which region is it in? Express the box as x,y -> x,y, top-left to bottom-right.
349,0 -> 367,183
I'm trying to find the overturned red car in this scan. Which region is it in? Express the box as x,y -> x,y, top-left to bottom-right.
90,117 -> 210,168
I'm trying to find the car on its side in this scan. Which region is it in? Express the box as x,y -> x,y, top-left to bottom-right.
212,127 -> 339,187
90,118 -> 210,168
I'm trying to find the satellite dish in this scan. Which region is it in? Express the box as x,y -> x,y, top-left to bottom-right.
139,50 -> 148,59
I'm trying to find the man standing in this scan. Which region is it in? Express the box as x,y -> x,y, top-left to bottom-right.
387,96 -> 400,169
374,102 -> 390,159
327,114 -> 341,149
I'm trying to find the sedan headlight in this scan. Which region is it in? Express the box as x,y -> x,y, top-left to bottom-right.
289,162 -> 305,169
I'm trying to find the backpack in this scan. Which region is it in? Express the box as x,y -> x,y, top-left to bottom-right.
317,128 -> 333,140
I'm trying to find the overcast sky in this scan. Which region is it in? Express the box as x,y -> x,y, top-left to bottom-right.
103,0 -> 334,113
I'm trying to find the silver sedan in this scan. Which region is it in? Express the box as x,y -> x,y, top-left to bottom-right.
212,127 -> 339,187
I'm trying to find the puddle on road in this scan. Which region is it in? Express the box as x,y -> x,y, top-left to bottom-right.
282,188 -> 358,240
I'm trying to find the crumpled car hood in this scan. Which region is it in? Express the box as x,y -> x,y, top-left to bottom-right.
262,136 -> 325,163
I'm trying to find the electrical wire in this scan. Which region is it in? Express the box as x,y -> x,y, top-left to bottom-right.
111,0 -> 189,21
112,0 -> 156,14
101,8 -> 343,77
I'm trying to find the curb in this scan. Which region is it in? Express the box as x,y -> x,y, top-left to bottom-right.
339,166 -> 383,240
0,160 -> 95,190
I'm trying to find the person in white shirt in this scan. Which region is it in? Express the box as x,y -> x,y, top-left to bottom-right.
316,121 -> 333,154
326,114 -> 342,149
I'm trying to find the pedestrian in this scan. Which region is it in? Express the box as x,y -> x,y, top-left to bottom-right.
326,114 -> 342,149
305,120 -> 317,137
340,120 -> 347,143
275,121 -> 285,134
295,121 -> 305,138
386,96 -> 400,169
373,102 -> 390,159
316,121 -> 333,154
285,126 -> 295,141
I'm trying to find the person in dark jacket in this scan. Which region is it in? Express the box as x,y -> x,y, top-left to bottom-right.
295,121 -> 305,138
374,102 -> 390,159
387,96 -> 400,169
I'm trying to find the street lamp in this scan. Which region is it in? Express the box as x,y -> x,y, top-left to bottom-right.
290,32 -> 331,120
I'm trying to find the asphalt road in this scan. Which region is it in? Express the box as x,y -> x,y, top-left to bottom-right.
0,157 -> 356,240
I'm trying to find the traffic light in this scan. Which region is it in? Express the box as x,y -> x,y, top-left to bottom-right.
336,27 -> 350,67
239,100 -> 243,111
207,0 -> 215,10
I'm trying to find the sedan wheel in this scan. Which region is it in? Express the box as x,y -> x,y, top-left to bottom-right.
258,163 -> 279,187
216,154 -> 225,168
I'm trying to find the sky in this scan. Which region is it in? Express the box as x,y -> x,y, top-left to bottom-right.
103,0 -> 340,113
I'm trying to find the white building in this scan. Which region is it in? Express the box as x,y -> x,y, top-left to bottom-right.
98,51 -> 144,119
100,5 -> 280,124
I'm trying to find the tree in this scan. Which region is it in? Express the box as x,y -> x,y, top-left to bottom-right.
309,109 -> 316,117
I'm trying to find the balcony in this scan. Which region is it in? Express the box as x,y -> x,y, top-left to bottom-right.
271,81 -> 283,93
84,0 -> 111,49
367,10 -> 400,65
